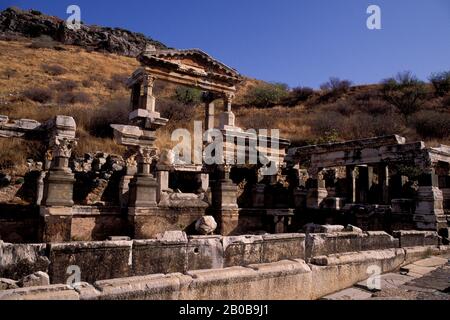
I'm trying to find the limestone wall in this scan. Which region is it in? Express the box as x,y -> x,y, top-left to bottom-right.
1,245 -> 448,300
0,230 -> 442,285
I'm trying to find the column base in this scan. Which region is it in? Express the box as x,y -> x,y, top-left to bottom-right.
128,175 -> 158,207
42,170 -> 75,207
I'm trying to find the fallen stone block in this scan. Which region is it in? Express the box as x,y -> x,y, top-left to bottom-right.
0,241 -> 50,280
0,278 -> 18,290
18,271 -> 50,288
0,284 -> 79,300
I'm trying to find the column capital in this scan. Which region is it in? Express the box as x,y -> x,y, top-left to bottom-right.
51,137 -> 77,159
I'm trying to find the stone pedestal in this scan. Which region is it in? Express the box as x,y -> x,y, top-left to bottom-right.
211,177 -> 239,236
128,175 -> 158,208
414,186 -> 445,230
42,171 -> 75,207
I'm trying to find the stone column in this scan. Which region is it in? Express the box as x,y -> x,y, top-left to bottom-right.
219,93 -> 236,130
306,168 -> 328,209
128,146 -> 159,239
40,137 -> 77,242
378,163 -> 389,204
211,165 -> 239,235
141,75 -> 156,112
346,166 -> 356,204
414,167 -> 445,230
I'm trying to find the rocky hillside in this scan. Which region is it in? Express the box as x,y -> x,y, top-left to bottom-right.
0,7 -> 167,57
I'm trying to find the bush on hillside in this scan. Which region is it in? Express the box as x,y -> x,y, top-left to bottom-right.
381,71 -> 428,118
284,86 -> 314,106
106,74 -> 129,90
429,71 -> 450,97
320,77 -> 352,96
410,111 -> 450,139
23,87 -> 53,103
57,91 -> 92,105
244,83 -> 289,108
29,35 -> 57,49
41,63 -> 67,76
52,79 -> 79,91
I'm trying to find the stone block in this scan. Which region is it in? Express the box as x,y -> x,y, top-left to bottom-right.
93,273 -> 190,300
132,239 -> 187,275
48,241 -> 132,284
0,284 -> 79,300
187,236 -> 223,271
223,235 -> 263,267
361,231 -> 399,250
18,271 -> 50,287
393,230 -> 441,247
0,241 -> 50,280
261,233 -> 305,262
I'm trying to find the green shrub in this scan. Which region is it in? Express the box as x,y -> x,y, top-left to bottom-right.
381,71 -> 428,118
175,86 -> 202,105
429,71 -> 450,97
244,82 -> 289,108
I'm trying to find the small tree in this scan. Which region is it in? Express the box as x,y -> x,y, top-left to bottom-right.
320,77 -> 352,93
175,86 -> 202,105
429,71 -> 450,97
381,71 -> 428,119
245,82 -> 289,108
286,86 -> 314,105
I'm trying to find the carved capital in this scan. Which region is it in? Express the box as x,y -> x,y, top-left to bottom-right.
51,137 -> 77,159
136,146 -> 158,165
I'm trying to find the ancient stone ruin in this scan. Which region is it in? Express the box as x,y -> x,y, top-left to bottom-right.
0,47 -> 449,300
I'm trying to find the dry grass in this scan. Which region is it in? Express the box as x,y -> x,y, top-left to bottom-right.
0,38 -> 449,172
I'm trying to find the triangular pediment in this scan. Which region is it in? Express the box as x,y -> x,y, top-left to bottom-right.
138,48 -> 241,80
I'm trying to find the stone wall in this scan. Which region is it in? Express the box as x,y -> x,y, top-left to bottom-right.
1,229 -> 442,284
1,245 -> 448,300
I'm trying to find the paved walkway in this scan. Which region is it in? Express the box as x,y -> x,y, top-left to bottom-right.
323,255 -> 450,300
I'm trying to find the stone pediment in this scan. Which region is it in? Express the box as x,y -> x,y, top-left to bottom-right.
137,46 -> 242,83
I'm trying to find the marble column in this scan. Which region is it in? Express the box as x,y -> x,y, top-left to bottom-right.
141,75 -> 156,112
219,93 -> 236,130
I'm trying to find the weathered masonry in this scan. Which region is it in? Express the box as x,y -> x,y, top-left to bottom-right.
0,48 -> 449,244
286,135 -> 450,233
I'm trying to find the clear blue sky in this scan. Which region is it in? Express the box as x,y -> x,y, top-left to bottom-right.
2,0 -> 450,88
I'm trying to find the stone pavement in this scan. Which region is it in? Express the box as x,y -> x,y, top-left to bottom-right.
322,254 -> 450,300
